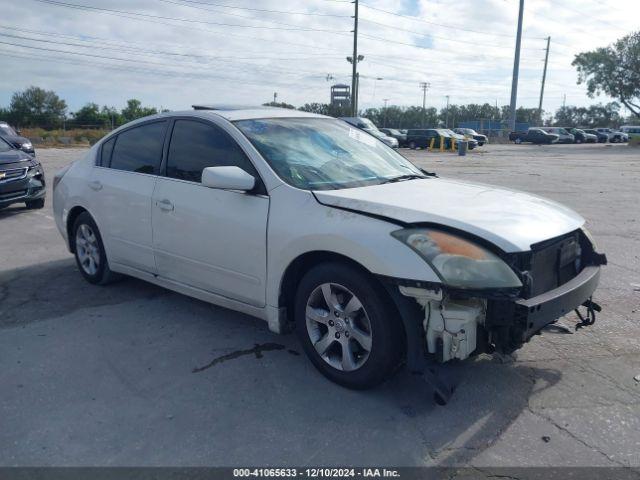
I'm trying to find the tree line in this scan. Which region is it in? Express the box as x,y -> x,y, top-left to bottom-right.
0,86 -> 634,133
0,86 -> 161,130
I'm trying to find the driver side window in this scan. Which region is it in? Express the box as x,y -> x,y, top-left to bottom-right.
166,120 -> 259,183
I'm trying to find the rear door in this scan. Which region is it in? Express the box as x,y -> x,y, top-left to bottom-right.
151,118 -> 269,307
91,120 -> 167,273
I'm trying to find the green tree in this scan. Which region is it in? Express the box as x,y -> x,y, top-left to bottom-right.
121,99 -> 158,123
573,31 -> 640,117
72,103 -> 108,128
9,86 -> 67,128
553,102 -> 621,127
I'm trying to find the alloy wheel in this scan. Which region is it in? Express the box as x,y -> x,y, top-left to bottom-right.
75,224 -> 100,276
305,282 -> 372,372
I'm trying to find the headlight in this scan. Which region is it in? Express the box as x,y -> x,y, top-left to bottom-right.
391,228 -> 522,289
22,141 -> 33,149
581,226 -> 597,250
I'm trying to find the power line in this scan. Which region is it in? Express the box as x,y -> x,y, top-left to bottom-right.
164,0 -> 352,17
28,0 -> 348,54
359,2 -> 544,40
359,17 -> 544,51
32,0 -> 350,33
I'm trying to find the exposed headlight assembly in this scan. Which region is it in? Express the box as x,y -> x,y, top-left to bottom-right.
392,228 -> 522,289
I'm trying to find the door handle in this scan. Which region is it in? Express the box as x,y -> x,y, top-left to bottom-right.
89,180 -> 103,191
157,199 -> 174,212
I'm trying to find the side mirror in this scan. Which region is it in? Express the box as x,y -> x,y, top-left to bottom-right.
201,166 -> 255,192
15,129 -> 22,135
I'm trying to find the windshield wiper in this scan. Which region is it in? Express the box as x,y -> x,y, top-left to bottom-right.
380,174 -> 427,184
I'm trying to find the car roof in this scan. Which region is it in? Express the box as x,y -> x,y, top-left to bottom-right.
189,105 -> 328,121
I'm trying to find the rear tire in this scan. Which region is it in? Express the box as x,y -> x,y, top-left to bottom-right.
294,262 -> 404,390
25,198 -> 45,209
72,212 -> 120,285
515,138 -> 522,144
409,141 -> 416,149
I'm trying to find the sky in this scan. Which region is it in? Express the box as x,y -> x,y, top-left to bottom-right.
0,0 -> 638,117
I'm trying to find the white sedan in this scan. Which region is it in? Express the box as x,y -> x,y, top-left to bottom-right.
53,106 -> 606,392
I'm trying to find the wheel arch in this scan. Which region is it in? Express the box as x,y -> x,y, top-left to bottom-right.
66,205 -> 89,253
278,250 -> 409,358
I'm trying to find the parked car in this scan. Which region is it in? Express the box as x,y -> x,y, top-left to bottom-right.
379,128 -> 407,147
509,128 -> 558,144
595,128 -> 624,143
0,121 -> 35,155
620,125 -> 640,141
582,128 -> 608,143
453,128 -> 488,146
405,128 -> 451,149
543,127 -> 575,144
444,129 -> 478,149
339,117 -> 398,148
0,136 -> 45,209
53,106 -> 606,396
566,128 -> 596,144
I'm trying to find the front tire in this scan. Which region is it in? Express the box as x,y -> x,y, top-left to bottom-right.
25,198 -> 45,209
72,212 -> 120,285
294,262 -> 404,390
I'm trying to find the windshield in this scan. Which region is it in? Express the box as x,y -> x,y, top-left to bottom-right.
0,124 -> 17,136
0,137 -> 13,152
235,117 -> 424,191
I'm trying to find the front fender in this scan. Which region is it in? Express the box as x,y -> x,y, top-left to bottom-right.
266,187 -> 440,309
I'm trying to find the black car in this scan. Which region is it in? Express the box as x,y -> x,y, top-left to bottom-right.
379,128 -> 407,147
566,128 -> 596,143
582,128 -> 608,143
406,128 -> 452,149
0,136 -> 45,209
0,121 -> 35,155
509,128 -> 558,144
453,128 -> 488,146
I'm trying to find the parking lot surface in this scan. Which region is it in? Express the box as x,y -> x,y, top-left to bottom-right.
1,144 -> 639,468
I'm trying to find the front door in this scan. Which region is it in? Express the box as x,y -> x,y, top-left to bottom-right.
152,119 -> 269,307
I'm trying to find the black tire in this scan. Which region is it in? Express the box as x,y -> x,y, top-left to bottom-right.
294,262 -> 404,390
408,141 -> 416,149
72,212 -> 120,285
25,198 -> 45,209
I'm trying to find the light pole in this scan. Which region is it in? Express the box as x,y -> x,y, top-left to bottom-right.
347,54 -> 364,115
445,95 -> 450,128
420,82 -> 430,127
383,98 -> 390,127
508,0 -> 525,131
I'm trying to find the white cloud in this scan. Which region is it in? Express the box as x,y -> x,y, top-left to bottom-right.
0,0 -> 637,115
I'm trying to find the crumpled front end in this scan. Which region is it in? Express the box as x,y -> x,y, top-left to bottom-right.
398,229 -> 606,364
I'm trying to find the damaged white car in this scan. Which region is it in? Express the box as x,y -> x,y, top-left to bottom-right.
53,106 -> 606,401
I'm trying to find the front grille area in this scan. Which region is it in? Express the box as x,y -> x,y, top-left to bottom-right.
0,189 -> 27,201
0,167 -> 28,183
507,230 -> 587,299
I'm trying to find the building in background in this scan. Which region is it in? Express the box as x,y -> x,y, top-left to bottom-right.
330,84 -> 351,109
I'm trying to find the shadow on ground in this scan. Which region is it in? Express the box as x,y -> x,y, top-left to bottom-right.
0,259 -> 562,466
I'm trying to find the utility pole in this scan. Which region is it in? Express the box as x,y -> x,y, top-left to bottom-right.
508,0 -> 525,131
537,36 -> 550,125
445,95 -> 450,128
383,98 -> 389,127
273,92 -> 278,104
420,82 -> 430,127
562,93 -> 566,109
351,0 -> 359,117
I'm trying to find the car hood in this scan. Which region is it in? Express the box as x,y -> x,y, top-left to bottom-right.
0,148 -> 33,165
314,178 -> 584,252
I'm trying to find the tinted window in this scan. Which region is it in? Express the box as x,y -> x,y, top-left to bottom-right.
110,121 -> 166,174
100,137 -> 115,167
166,120 -> 258,183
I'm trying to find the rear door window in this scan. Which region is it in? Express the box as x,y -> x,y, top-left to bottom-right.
166,119 -> 259,183
109,121 -> 167,174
